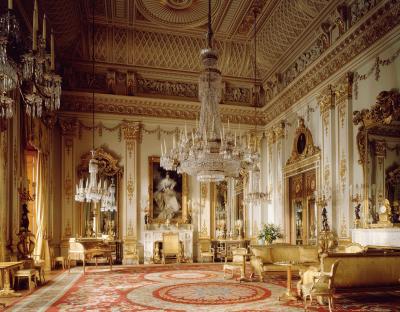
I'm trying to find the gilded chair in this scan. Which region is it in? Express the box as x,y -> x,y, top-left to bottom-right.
162,232 -> 181,264
199,240 -> 214,263
223,247 -> 247,280
32,254 -> 46,284
301,260 -> 340,312
13,259 -> 38,292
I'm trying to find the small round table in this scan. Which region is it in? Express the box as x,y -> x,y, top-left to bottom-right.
274,261 -> 299,301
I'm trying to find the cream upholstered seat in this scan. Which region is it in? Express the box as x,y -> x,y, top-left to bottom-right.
13,260 -> 38,292
343,242 -> 365,253
223,247 -> 247,280
162,232 -> 181,264
199,239 -> 214,263
301,260 -> 340,312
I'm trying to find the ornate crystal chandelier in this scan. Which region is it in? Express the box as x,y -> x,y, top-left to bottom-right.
22,1 -> 62,118
160,0 -> 251,182
245,4 -> 269,205
75,3 -> 104,203
0,1 -> 18,119
0,0 -> 61,120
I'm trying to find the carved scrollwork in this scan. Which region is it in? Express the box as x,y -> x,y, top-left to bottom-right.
286,118 -> 320,165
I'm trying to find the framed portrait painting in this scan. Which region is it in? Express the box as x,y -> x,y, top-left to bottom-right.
148,156 -> 188,222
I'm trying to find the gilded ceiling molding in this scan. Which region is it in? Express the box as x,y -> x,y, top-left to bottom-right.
263,0 -> 400,123
61,91 -> 264,126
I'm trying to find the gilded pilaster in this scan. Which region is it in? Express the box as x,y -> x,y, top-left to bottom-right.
318,85 -> 335,230
122,121 -> 141,263
333,73 -> 353,239
59,118 -> 78,255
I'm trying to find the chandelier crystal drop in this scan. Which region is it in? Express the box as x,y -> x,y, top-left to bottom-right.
101,178 -> 117,212
0,38 -> 17,119
160,0 -> 252,182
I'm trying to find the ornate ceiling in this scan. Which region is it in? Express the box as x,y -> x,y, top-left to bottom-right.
30,0 -> 335,106
15,0 -> 395,123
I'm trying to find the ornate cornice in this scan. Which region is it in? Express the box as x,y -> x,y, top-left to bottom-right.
263,0 -> 400,123
60,91 -> 264,126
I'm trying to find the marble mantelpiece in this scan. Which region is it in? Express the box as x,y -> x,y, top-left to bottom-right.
351,228 -> 400,247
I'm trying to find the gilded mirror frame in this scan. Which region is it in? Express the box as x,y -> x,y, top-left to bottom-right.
76,146 -> 123,238
353,90 -> 400,228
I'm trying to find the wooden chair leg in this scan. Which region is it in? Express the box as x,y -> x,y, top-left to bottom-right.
328,296 -> 332,312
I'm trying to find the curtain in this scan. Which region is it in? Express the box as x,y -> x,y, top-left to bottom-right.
0,131 -> 7,262
33,151 -> 51,270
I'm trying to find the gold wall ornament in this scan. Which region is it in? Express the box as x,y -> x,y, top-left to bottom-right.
324,164 -> 330,186
59,117 -> 78,137
127,175 -> 134,203
353,48 -> 400,100
64,174 -> 73,202
122,121 -> 141,142
286,118 -> 320,165
339,152 -> 347,192
64,219 -> 72,238
338,103 -> 346,128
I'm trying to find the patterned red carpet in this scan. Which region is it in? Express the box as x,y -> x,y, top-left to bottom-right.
6,264 -> 400,311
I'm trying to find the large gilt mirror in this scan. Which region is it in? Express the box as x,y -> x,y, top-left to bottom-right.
77,147 -> 122,239
353,90 -> 400,227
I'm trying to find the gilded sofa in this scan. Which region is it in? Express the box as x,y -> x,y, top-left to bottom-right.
299,251 -> 400,293
250,244 -> 319,282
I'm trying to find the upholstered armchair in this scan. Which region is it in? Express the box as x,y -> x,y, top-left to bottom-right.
300,260 -> 340,312
199,239 -> 214,263
162,232 -> 182,264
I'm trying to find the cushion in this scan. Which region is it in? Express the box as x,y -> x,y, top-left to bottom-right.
252,247 -> 273,264
271,246 -> 300,262
299,247 -> 318,263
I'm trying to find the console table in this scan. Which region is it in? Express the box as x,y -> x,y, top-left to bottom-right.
144,225 -> 193,263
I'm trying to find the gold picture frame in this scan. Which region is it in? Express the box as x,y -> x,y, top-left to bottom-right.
148,156 -> 188,223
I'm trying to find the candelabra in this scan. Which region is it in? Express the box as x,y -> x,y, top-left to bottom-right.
315,187 -> 337,253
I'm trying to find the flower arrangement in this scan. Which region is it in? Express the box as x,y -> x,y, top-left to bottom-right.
258,223 -> 283,244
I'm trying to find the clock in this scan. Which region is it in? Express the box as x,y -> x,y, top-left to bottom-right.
377,199 -> 392,226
